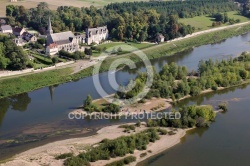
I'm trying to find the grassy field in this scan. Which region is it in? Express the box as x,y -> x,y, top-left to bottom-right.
0,68 -> 73,98
179,11 -> 249,31
0,0 -> 150,17
92,42 -> 154,57
97,42 -> 153,50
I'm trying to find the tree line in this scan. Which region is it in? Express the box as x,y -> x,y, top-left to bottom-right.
5,2 -> 194,42
64,128 -> 161,166
0,35 -> 29,70
6,0 -> 237,42
106,0 -> 238,18
147,105 -> 216,128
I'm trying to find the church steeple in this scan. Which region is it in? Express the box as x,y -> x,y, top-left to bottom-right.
47,16 -> 53,35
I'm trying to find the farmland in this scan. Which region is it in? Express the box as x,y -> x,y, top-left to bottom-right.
179,11 -> 249,31
0,0 -> 150,17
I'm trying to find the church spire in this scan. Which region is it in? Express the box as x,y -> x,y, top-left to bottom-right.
47,16 -> 53,35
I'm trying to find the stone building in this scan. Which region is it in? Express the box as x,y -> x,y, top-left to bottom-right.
86,26 -> 108,45
46,17 -> 85,55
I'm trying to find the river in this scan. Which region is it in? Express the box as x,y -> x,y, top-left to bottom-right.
0,32 -> 250,161
139,84 -> 250,166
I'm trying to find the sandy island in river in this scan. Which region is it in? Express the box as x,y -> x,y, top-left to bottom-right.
1,123 -> 190,166
71,97 -> 172,117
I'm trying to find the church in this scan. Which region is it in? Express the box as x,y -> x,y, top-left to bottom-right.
46,17 -> 85,55
46,17 -> 109,56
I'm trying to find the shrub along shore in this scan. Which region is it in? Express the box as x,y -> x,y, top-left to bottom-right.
1,23 -> 250,99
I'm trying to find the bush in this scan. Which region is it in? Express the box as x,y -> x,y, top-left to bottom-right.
102,103 -> 120,113
157,128 -> 168,135
211,84 -> 218,90
218,102 -> 228,112
64,156 -> 90,166
55,153 -> 73,160
105,156 -> 136,166
119,124 -> 136,132
140,153 -> 147,158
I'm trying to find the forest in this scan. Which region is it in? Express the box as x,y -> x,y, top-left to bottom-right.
5,0 -> 238,42
0,35 -> 29,70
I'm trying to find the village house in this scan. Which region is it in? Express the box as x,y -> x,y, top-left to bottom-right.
156,34 -> 165,43
14,37 -> 26,46
23,32 -> 37,42
0,25 -> 13,34
86,26 -> 109,45
13,27 -> 26,36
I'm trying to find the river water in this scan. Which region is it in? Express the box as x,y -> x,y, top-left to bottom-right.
0,32 -> 250,161
139,84 -> 250,166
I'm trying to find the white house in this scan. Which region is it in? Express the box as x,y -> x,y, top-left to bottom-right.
14,37 -> 26,46
86,26 -> 109,45
156,34 -> 165,43
0,25 -> 13,34
46,43 -> 58,55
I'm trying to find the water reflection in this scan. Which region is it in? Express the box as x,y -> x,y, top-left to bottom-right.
175,84 -> 249,106
0,93 -> 31,127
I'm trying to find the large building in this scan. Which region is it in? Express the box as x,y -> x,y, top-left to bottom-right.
0,25 -> 13,34
86,26 -> 109,45
46,17 -> 85,55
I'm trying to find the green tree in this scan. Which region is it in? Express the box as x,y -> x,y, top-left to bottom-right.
84,95 -> 93,108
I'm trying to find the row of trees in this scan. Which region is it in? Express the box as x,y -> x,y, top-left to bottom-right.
211,12 -> 240,26
0,35 -> 29,70
106,0 -> 238,18
147,105 -> 216,128
58,50 -> 85,60
116,52 -> 250,103
64,128 -> 160,165
83,95 -> 120,113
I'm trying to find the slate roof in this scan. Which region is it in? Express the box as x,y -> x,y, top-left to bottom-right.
0,25 -> 12,31
47,31 -> 75,45
87,26 -> 108,36
13,27 -> 24,33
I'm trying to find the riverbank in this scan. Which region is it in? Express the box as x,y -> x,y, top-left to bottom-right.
1,22 -> 250,99
0,123 -> 189,166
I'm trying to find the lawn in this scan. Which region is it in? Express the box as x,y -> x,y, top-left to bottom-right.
92,42 -> 154,57
179,11 -> 249,31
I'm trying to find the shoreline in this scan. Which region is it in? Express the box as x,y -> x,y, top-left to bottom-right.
1,124 -> 191,166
